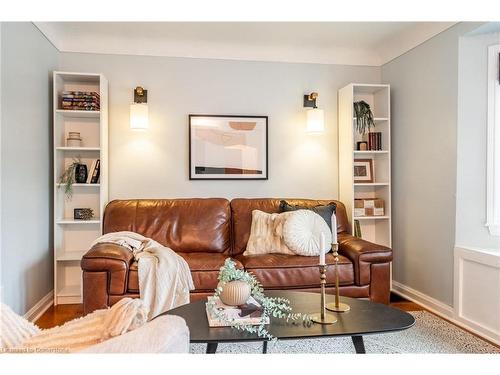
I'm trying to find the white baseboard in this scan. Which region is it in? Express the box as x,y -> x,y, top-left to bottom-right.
391,280 -> 454,317
24,290 -> 54,323
391,281 -> 499,346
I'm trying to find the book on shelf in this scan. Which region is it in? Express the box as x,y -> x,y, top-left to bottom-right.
368,132 -> 382,151
61,91 -> 100,111
205,296 -> 269,327
86,159 -> 100,184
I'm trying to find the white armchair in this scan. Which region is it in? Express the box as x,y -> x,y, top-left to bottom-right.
80,315 -> 189,353
1,300 -> 190,353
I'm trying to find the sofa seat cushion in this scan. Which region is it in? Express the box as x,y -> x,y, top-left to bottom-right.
235,253 -> 354,289
127,253 -> 243,293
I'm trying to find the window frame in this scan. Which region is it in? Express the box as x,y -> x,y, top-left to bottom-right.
486,44 -> 500,235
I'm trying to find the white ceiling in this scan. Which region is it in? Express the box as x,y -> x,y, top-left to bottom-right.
35,22 -> 456,66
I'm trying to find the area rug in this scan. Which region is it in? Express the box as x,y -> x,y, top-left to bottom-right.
190,311 -> 500,354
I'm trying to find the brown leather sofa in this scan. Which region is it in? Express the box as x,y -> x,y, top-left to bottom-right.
81,198 -> 392,314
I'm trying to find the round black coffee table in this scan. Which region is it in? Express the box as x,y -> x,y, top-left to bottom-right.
164,290 -> 415,354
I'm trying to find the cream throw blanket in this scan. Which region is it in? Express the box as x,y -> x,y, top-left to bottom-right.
92,231 -> 194,320
1,298 -> 148,352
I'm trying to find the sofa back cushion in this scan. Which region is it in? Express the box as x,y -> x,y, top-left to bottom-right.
103,199 -> 231,253
230,198 -> 350,255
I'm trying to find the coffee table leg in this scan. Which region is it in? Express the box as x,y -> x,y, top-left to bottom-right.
206,342 -> 218,354
262,340 -> 268,354
351,336 -> 366,354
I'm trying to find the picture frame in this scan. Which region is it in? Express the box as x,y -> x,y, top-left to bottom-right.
189,114 -> 268,180
353,158 -> 374,183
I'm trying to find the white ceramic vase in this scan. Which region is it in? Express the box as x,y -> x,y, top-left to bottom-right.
219,280 -> 251,306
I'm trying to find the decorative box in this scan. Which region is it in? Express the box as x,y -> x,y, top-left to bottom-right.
354,198 -> 385,216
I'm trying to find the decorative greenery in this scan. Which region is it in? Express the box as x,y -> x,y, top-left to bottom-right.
58,158 -> 81,200
207,258 -> 312,341
353,100 -> 375,135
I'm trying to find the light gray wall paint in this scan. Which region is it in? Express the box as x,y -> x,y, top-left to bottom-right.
1,23 -> 58,314
59,53 -> 380,200
381,23 -> 482,306
456,31 -> 500,250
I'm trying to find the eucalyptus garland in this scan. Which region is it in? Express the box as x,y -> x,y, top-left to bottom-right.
353,100 -> 375,135
207,258 -> 312,341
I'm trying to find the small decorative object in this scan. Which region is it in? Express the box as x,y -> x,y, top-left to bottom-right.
75,163 -> 88,183
189,115 -> 268,180
354,158 -> 374,183
66,132 -> 82,147
207,258 -> 311,340
354,198 -> 385,217
353,101 -> 375,135
356,141 -> 368,151
219,280 -> 251,306
353,219 -> 362,238
74,208 -> 94,220
58,158 -> 82,200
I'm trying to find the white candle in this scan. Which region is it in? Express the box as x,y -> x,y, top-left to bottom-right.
331,212 -> 338,244
319,232 -> 326,265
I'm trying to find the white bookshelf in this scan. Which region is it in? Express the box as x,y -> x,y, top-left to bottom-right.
338,83 -> 391,248
53,71 -> 108,304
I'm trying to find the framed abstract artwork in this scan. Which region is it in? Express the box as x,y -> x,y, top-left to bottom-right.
353,158 -> 374,183
189,115 -> 268,180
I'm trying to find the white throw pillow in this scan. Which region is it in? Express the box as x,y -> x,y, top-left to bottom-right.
282,210 -> 332,256
244,210 -> 296,256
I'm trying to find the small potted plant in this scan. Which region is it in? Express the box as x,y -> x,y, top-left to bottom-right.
207,258 -> 311,341
353,100 -> 375,135
58,157 -> 84,200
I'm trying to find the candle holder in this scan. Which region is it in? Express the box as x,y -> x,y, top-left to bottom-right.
326,243 -> 351,313
310,265 -> 337,325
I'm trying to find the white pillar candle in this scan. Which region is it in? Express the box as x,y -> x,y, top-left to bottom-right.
319,232 -> 326,265
331,212 -> 338,244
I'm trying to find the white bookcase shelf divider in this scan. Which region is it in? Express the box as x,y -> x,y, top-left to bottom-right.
53,71 -> 108,304
339,83 -> 392,249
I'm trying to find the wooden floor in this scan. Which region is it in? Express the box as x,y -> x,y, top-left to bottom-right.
36,293 -> 423,329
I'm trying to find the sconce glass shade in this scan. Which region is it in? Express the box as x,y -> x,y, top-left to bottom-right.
130,103 -> 149,130
306,108 -> 325,133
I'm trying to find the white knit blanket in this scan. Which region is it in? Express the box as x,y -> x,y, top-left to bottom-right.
1,298 -> 148,352
92,231 -> 194,320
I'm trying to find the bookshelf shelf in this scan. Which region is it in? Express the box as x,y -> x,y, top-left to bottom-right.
55,109 -> 100,118
56,183 -> 100,187
56,250 -> 87,261
56,147 -> 101,152
56,218 -> 101,225
354,216 -> 390,220
58,285 -> 81,297
354,150 -> 389,155
353,117 -> 389,123
354,182 -> 390,186
53,71 -> 108,305
339,83 -> 392,250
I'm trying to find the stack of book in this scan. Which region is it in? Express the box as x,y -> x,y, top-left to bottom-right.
368,132 -> 382,150
205,296 -> 269,327
87,159 -> 100,184
61,91 -> 100,111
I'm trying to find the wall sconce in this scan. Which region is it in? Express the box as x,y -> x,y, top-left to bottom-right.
304,92 -> 325,133
130,86 -> 149,130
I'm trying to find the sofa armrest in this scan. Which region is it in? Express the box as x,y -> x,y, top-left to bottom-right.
81,243 -> 134,296
338,232 -> 392,286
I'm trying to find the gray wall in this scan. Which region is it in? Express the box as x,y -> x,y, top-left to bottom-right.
1,23 -> 58,314
381,23 -> 482,305
59,53 -> 380,200
456,31 -> 500,250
